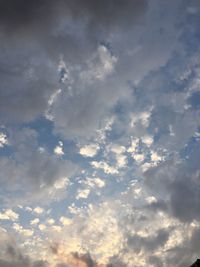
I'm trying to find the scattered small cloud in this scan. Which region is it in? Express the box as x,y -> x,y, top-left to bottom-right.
54,141 -> 64,156
79,144 -> 100,158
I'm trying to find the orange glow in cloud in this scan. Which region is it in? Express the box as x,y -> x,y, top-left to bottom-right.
50,243 -> 108,267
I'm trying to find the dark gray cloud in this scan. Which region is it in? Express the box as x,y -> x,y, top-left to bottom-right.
0,0 -> 147,129
72,252 -> 96,267
49,0 -> 183,140
144,142 -> 200,222
164,246 -> 193,267
0,128 -> 78,204
0,258 -> 48,267
32,261 -> 49,267
127,229 -> 169,253
0,43 -> 58,123
190,228 -> 200,255
0,0 -> 184,143
0,242 -> 48,267
148,256 -> 164,267
0,0 -> 147,34
144,199 -> 169,213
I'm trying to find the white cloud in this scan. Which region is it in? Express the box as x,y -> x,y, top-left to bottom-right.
58,58 -> 69,83
79,144 -> 100,157
141,162 -> 154,172
0,209 -> 19,221
30,218 -> 40,225
25,207 -> 32,212
108,144 -> 127,168
33,207 -> 44,215
13,223 -> 34,237
133,153 -> 145,163
109,144 -> 126,154
85,177 -> 106,188
54,202 -> 124,264
80,45 -> 117,82
38,224 -> 46,231
38,147 -> 45,153
127,138 -> 139,153
45,89 -> 62,120
51,225 -> 62,232
141,151 -> 164,172
116,154 -> 127,168
46,218 -> 55,225
54,141 -> 64,156
145,196 -> 157,204
53,177 -> 69,189
0,132 -> 8,148
151,151 -> 163,162
142,135 -> 154,147
131,111 -> 152,128
60,216 -> 72,226
76,188 -> 90,199
133,187 -> 142,196
68,204 -> 82,215
91,161 -> 118,174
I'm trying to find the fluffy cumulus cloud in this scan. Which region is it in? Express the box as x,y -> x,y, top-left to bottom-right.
79,144 -> 100,157
1,0 -> 200,267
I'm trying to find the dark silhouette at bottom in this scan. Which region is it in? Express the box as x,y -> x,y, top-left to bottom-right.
191,259 -> 200,267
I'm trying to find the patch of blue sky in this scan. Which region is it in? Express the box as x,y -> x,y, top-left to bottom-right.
0,142 -> 13,157
23,117 -> 62,148
179,134 -> 200,160
22,116 -> 79,160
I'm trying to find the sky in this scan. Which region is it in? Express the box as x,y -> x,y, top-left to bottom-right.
0,0 -> 200,266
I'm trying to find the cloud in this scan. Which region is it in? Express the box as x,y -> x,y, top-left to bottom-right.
1,2 -> 200,267
144,142 -> 200,222
0,0 -> 181,142
48,44 -> 132,140
0,0 -> 147,35
33,207 -> 44,215
38,224 -> 47,231
68,252 -> 96,267
0,243 -> 48,267
54,142 -> 64,156
127,229 -> 169,253
91,161 -> 118,174
79,144 -> 100,158
84,177 -> 105,188
13,223 -> 34,237
0,0 -> 147,129
76,189 -> 90,199
0,132 -> 8,148
48,202 -> 123,265
59,216 -> 72,226
30,218 -> 40,225
0,209 -> 19,221
0,128 -> 78,204
0,42 -> 58,124
53,177 -> 69,190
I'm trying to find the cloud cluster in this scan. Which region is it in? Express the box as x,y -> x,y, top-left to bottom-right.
1,1 -> 200,267
0,128 -> 77,205
144,141 -> 200,222
0,0 -> 146,127
0,0 -> 180,141
0,244 -> 48,267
